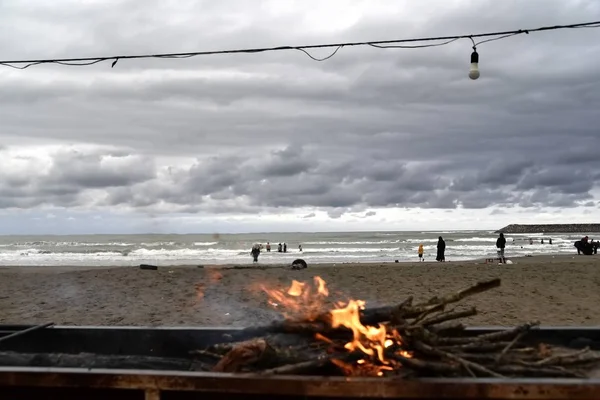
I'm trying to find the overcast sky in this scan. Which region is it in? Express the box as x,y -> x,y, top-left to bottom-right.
0,0 -> 599,235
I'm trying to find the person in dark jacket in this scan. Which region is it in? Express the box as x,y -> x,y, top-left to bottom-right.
250,245 -> 260,263
496,233 -> 506,264
575,240 -> 583,255
575,240 -> 594,255
436,236 -> 446,262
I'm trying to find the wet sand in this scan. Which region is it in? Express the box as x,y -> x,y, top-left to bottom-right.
1,254 -> 599,327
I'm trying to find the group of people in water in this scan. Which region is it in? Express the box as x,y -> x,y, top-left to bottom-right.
250,233 -> 600,264
250,242 -> 303,262
574,236 -> 599,255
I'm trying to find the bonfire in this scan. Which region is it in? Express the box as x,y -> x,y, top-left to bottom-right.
192,277 -> 600,378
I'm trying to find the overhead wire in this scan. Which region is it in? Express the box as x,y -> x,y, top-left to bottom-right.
0,20 -> 599,70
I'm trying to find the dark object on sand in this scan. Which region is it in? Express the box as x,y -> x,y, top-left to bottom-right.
139,264 -> 158,270
291,259 -> 308,270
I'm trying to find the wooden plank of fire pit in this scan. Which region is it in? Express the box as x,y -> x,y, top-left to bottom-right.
1,368 -> 600,399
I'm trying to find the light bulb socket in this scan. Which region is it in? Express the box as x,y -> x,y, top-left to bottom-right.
470,50 -> 479,64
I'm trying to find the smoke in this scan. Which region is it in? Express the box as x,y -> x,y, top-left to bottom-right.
193,269 -> 283,327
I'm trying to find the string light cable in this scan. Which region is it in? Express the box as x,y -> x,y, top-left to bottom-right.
0,20 -> 599,80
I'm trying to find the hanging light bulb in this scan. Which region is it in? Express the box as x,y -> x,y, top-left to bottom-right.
469,49 -> 480,80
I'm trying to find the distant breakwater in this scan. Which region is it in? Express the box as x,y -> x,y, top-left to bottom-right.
496,224 -> 600,234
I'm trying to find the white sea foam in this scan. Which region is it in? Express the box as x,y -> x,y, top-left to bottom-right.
0,231 -> 582,267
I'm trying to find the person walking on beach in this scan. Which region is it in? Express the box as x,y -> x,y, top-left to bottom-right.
436,237 -> 446,262
418,244 -> 424,262
496,233 -> 506,264
251,244 -> 261,263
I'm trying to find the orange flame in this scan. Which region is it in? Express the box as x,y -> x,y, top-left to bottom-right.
261,276 -> 330,320
263,276 -> 412,375
330,299 -> 388,363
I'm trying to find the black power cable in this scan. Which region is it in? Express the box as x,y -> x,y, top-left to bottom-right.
0,20 -> 598,70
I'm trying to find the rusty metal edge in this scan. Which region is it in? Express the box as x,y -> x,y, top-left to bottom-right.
1,367 -> 600,399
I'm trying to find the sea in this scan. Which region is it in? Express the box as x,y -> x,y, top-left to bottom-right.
0,230 -> 588,267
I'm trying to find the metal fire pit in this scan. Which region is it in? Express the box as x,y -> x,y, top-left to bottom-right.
0,325 -> 599,400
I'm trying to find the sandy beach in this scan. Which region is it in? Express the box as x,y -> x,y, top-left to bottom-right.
1,254 -> 599,327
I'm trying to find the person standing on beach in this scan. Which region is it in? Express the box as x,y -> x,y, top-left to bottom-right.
298,244 -> 303,252
418,244 -> 424,261
283,243 -> 287,253
436,237 -> 446,262
266,242 -> 271,252
250,244 -> 260,263
278,243 -> 282,252
496,233 -> 506,264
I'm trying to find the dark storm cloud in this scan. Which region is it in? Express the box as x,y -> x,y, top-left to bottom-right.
47,148 -> 156,189
0,0 -> 599,216
0,147 -> 156,209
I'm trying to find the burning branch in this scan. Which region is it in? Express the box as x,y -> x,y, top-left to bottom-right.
193,277 -> 600,378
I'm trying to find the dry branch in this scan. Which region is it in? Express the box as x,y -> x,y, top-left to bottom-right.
420,308 -> 477,327
192,278 -> 600,379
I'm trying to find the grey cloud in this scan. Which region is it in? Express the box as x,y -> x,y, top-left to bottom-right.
47,149 -> 156,189
516,167 -> 595,194
259,147 -> 312,177
302,213 -> 316,219
0,147 -> 157,209
0,0 -> 599,219
327,208 -> 348,219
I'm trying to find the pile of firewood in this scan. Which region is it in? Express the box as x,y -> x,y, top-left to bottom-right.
192,278 -> 600,378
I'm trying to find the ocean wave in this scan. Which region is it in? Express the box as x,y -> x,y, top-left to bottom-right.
453,237 -> 498,242
0,230 -> 583,267
301,240 -> 399,245
0,241 -> 134,247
